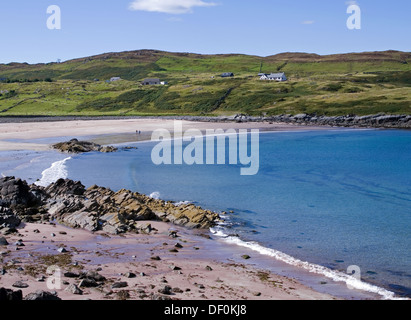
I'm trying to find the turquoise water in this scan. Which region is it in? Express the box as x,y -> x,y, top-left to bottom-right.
11,128 -> 410,298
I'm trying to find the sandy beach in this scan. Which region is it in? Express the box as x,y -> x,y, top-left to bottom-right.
0,118 -> 345,301
0,118 -> 331,151
0,221 -> 337,300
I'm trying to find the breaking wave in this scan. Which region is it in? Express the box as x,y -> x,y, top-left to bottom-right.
35,157 -> 72,187
210,226 -> 406,300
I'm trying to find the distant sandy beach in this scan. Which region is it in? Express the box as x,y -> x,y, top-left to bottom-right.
0,118 -> 332,151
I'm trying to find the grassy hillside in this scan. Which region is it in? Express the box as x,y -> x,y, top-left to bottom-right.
0,50 -> 410,117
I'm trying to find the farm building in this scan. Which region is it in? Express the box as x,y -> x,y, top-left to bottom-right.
260,72 -> 287,82
142,78 -> 161,85
221,72 -> 234,78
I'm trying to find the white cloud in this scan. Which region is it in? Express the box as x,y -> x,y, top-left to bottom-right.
301,20 -> 315,25
129,0 -> 217,14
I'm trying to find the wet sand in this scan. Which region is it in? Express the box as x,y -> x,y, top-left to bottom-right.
0,222 -> 337,300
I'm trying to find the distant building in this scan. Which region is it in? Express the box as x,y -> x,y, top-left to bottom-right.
110,77 -> 122,82
260,72 -> 287,82
221,72 -> 234,78
142,78 -> 161,85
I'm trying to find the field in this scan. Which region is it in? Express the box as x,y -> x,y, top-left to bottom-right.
0,50 -> 410,117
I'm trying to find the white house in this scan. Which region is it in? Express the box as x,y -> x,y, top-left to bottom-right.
110,77 -> 122,82
260,72 -> 287,82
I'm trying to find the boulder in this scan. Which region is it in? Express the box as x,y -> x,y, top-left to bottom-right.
24,290 -> 61,301
0,288 -> 23,301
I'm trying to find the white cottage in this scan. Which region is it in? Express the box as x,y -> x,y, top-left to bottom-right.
260,72 -> 287,82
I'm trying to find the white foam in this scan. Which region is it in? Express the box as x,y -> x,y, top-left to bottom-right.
174,200 -> 192,206
149,191 -> 161,200
35,157 -> 72,187
210,227 -> 407,300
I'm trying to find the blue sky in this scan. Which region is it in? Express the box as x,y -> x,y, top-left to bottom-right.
0,0 -> 410,63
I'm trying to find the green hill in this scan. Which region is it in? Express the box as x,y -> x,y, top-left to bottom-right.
1,49 -> 410,117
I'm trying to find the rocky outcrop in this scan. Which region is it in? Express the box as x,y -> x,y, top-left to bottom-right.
231,113 -> 411,129
0,177 -> 220,235
52,139 -> 118,154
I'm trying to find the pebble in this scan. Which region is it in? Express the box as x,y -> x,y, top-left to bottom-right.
111,282 -> 128,289
0,237 -> 9,246
65,284 -> 83,295
12,281 -> 29,289
123,272 -> 136,278
14,240 -> 25,247
169,265 -> 181,271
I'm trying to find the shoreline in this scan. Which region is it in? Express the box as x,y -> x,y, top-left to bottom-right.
0,118 -> 403,300
0,117 -> 360,152
0,221 -> 343,301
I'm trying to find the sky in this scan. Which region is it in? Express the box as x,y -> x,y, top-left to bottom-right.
0,0 -> 410,64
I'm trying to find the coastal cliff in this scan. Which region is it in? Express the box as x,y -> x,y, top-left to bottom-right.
0,177 -> 220,235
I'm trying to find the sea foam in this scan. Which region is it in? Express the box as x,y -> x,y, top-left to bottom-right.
210,226 -> 406,300
35,157 -> 72,187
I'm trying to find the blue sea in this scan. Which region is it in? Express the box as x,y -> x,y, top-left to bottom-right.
4,128 -> 411,299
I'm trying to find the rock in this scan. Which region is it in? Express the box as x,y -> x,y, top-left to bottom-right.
150,293 -> 172,301
57,247 -> 68,253
1,177 -> 221,237
14,240 -> 24,247
80,270 -> 106,282
111,282 -> 128,289
150,256 -> 161,261
65,284 -> 83,295
123,272 -> 136,279
24,290 -> 61,301
78,279 -> 98,288
205,266 -> 213,271
168,231 -> 178,238
0,287 -> 23,301
0,206 -> 21,230
64,271 -> 80,278
241,255 -> 251,260
116,290 -> 130,300
0,237 -> 8,246
169,265 -> 181,271
12,281 -> 29,289
158,285 -> 172,295
195,283 -> 205,289
174,243 -> 183,248
52,139 -> 118,154
0,176 -> 39,207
